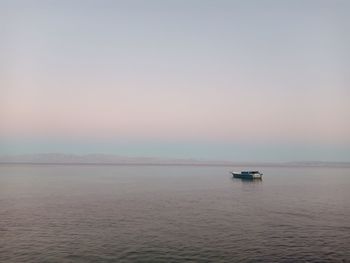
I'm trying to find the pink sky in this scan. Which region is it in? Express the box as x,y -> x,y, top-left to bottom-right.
1,1 -> 349,160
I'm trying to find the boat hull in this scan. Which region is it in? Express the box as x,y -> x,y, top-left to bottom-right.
231,172 -> 262,179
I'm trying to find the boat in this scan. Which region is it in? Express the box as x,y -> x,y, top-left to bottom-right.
231,171 -> 263,179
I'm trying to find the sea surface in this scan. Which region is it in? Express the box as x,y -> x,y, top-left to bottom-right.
0,165 -> 349,262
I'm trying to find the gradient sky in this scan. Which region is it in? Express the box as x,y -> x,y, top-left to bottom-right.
1,0 -> 350,161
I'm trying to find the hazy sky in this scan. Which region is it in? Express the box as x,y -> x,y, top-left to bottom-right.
1,0 -> 349,161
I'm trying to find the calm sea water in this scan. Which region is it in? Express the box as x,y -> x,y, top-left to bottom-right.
0,165 -> 349,262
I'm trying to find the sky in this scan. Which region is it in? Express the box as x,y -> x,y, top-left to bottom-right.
1,0 -> 350,162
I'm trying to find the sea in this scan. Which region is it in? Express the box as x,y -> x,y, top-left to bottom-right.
0,164 -> 349,262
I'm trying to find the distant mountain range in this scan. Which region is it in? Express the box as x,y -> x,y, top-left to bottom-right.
0,154 -> 349,167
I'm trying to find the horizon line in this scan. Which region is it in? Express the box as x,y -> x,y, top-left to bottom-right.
0,153 -> 349,167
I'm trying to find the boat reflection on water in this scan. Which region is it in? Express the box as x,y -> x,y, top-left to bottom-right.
239,177 -> 263,184
230,176 -> 263,183
230,177 -> 263,188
